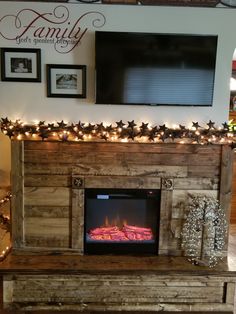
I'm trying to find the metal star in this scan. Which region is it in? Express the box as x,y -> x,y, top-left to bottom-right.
159,124 -> 168,132
222,122 -> 229,130
151,126 -> 158,133
128,130 -> 136,140
47,123 -> 54,128
96,123 -> 105,132
207,120 -> 215,129
1,117 -> 10,125
128,120 -> 137,129
148,133 -> 157,141
39,130 -> 49,140
100,134 -> 108,141
179,124 -> 186,130
38,121 -> 45,126
140,122 -> 149,130
105,124 -> 113,132
57,120 -> 67,128
76,121 -> 85,131
116,120 -> 125,129
6,129 -> 14,138
76,133 -> 84,140
192,122 -> 201,129
85,123 -> 95,132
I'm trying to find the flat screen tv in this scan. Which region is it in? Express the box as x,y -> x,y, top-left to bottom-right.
95,31 -> 218,106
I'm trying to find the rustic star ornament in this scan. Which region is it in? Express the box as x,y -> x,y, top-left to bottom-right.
96,123 -> 105,132
105,125 -> 113,132
1,117 -> 10,125
38,121 -> 45,126
57,120 -> 67,128
47,123 -> 54,129
207,120 -> 215,129
159,124 -> 168,132
76,121 -> 85,131
192,121 -> 201,129
222,122 -> 229,130
128,120 -> 137,129
116,120 -> 126,129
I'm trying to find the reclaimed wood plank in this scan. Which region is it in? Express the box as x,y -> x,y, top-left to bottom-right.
25,218 -> 69,236
174,177 -> 219,190
73,164 -> 188,178
188,165 -> 220,178
225,282 -> 236,304
24,206 -> 69,218
24,141 -> 222,154
24,236 -> 69,248
11,141 -> 24,248
24,187 -> 70,206
25,163 -> 188,178
220,145 -> 234,228
159,190 -> 173,255
24,151 -> 221,166
24,163 -> 73,175
71,189 -> 84,252
4,303 -> 234,312
24,174 -> 71,187
84,176 -> 161,189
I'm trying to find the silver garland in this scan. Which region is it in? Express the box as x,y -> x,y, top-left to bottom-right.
182,194 -> 227,267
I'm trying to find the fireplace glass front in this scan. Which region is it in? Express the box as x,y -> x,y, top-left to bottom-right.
84,189 -> 160,255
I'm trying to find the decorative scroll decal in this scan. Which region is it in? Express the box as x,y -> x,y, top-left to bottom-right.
0,6 -> 106,53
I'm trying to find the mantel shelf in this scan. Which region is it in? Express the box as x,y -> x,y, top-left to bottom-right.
1,254 -> 236,276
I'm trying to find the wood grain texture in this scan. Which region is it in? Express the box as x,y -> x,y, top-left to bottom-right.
230,153 -> 236,224
71,188 -> 84,252
11,141 -> 24,248
24,187 -> 70,206
2,273 -> 234,312
11,141 -> 232,257
219,146 -> 234,249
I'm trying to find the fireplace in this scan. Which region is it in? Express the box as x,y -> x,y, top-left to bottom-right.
84,188 -> 160,255
4,141 -> 235,312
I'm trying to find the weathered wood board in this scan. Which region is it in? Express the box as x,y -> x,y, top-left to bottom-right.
3,274 -> 235,312
10,141 -> 232,257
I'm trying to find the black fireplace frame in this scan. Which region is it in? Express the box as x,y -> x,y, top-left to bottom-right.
84,188 -> 161,255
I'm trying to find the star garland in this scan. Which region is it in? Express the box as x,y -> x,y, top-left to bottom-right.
0,117 -> 235,145
182,194 -> 227,268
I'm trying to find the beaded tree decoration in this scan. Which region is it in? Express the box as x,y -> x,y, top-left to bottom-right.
182,194 -> 228,267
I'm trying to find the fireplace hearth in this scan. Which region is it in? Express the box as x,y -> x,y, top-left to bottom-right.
84,188 -> 160,254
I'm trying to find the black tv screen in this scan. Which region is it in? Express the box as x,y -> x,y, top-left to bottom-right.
95,31 -> 218,106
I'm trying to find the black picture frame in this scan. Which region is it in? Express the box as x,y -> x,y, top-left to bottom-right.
47,64 -> 86,98
1,48 -> 41,82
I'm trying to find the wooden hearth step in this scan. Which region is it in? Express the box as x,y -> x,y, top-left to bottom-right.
0,311 -> 234,314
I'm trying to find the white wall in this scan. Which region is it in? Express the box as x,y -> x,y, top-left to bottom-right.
1,1 -> 236,186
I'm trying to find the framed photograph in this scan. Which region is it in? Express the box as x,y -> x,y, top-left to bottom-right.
47,64 -> 86,98
1,48 -> 41,82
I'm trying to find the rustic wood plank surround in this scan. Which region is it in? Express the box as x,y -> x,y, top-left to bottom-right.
4,140 -> 235,312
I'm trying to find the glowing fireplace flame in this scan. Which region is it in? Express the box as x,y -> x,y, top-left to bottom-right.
88,217 -> 154,242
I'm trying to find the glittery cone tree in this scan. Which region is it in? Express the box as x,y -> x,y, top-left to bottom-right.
182,194 -> 228,267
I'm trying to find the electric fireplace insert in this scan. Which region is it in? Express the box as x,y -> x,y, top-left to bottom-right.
84,188 -> 160,255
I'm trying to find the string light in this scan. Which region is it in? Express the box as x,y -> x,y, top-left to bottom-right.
0,118 -> 235,146
0,193 -> 11,261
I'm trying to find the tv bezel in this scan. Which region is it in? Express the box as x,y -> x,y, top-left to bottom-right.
95,31 -> 218,107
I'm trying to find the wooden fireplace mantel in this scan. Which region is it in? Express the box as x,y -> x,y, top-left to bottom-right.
5,140 -> 236,312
